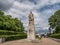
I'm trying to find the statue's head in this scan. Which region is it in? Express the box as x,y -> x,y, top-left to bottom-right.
29,11 -> 33,16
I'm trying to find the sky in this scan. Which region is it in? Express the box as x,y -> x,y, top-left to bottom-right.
0,0 -> 60,33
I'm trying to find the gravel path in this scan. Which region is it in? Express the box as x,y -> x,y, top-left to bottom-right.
0,38 -> 60,45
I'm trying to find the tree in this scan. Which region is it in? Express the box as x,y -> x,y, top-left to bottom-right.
48,10 -> 60,33
0,10 -> 4,15
0,10 -> 24,32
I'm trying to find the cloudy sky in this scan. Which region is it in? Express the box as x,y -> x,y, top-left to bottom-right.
0,0 -> 60,33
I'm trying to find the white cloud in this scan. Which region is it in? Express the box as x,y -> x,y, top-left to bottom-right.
2,0 -> 60,33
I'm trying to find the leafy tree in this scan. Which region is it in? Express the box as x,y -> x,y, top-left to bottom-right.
0,10 -> 24,32
48,10 -> 60,33
0,10 -> 4,15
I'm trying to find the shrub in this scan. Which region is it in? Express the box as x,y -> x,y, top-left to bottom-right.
0,30 -> 27,41
5,34 -> 27,41
0,30 -> 24,35
0,34 -> 27,41
49,33 -> 60,39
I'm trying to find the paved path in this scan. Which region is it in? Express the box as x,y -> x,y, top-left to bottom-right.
0,38 -> 60,45
40,38 -> 60,45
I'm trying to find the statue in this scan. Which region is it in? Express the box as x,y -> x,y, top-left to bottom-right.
27,12 -> 35,41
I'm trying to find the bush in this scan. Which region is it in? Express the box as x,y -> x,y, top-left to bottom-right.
0,34 -> 27,41
0,30 -> 27,41
49,33 -> 60,39
0,30 -> 24,35
36,35 -> 41,39
5,34 -> 27,41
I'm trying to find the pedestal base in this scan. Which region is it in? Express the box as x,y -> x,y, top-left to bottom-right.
27,39 -> 40,43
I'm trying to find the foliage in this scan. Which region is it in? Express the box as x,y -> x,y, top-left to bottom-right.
48,10 -> 60,33
0,10 -> 27,41
0,29 -> 27,41
0,10 -> 24,32
49,33 -> 60,39
5,34 -> 27,41
0,30 -> 25,35
0,10 -> 4,15
0,34 -> 27,41
36,35 -> 41,39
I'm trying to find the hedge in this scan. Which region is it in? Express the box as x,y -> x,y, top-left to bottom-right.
0,30 -> 27,41
0,30 -> 24,35
49,33 -> 60,39
0,34 -> 27,41
5,34 -> 27,41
